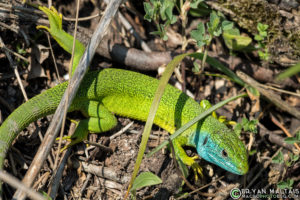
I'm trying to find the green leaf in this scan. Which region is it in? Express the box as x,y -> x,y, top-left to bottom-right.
190,0 -> 204,9
189,2 -> 211,17
259,31 -> 267,38
254,34 -> 264,41
162,34 -> 168,41
277,179 -> 294,189
284,137 -> 300,144
160,0 -> 174,21
209,11 -> 220,32
191,22 -> 208,47
272,150 -> 284,164
249,149 -> 257,156
144,2 -> 154,22
131,172 -> 162,192
297,131 -> 300,140
290,153 -> 299,162
257,23 -> 268,32
234,123 -> 242,136
192,61 -> 201,73
223,30 -> 252,51
240,117 -> 259,134
190,22 -> 205,40
276,62 -> 300,80
221,20 -> 234,31
213,27 -> 222,37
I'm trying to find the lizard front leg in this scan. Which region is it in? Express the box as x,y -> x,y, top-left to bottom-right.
173,138 -> 203,181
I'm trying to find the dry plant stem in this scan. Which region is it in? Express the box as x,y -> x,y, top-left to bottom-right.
63,13 -> 100,21
109,121 -> 134,140
0,171 -> 46,200
83,140 -> 113,153
259,123 -> 294,151
0,70 -> 26,80
0,42 -> 29,62
12,1 -> 123,199
80,161 -> 130,184
104,0 -> 151,52
80,173 -> 92,194
0,36 -> 28,101
48,147 -> 72,199
237,71 -> 300,119
270,114 -> 300,152
55,0 -> 80,171
260,84 -> 300,98
47,33 -> 61,84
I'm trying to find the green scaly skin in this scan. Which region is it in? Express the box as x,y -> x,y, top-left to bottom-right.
0,7 -> 248,181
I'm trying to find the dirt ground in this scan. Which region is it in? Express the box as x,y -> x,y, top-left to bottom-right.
0,0 -> 300,199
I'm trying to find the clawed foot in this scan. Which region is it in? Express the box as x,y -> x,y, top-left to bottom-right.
37,6 -> 63,36
183,155 -> 203,181
56,120 -> 89,152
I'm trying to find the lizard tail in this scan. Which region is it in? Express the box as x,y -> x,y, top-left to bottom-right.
0,82 -> 68,168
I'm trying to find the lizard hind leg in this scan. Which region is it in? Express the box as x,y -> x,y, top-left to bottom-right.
60,101 -> 117,151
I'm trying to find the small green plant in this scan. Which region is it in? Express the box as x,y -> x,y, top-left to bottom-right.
284,131 -> 300,144
190,11 -> 235,71
254,23 -> 270,61
130,172 -> 162,200
277,179 -> 294,189
271,149 -> 299,166
222,27 -> 253,51
234,117 -> 258,135
272,150 -> 284,164
272,149 -> 298,191
144,0 -> 177,41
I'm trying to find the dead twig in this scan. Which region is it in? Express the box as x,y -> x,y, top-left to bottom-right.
270,114 -> 300,152
0,170 -> 46,200
237,71 -> 300,119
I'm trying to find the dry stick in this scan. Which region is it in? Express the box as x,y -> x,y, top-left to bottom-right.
0,41 -> 29,62
237,71 -> 300,119
0,171 -> 46,200
0,36 -> 28,101
48,147 -> 72,199
260,84 -> 300,98
63,13 -> 100,21
270,114 -> 300,152
54,0 -> 80,171
12,1 -> 123,199
103,0 -> 151,52
258,123 -> 294,151
46,34 -> 61,84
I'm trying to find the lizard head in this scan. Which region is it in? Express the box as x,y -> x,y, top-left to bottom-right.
191,116 -> 248,175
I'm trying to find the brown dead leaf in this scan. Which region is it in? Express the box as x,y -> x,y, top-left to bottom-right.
28,44 -> 48,79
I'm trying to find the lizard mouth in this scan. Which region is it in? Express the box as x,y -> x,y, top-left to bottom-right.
207,152 -> 244,175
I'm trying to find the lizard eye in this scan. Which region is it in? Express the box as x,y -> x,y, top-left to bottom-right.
221,149 -> 228,158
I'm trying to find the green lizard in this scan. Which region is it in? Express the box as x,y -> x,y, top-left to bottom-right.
0,7 -> 248,182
